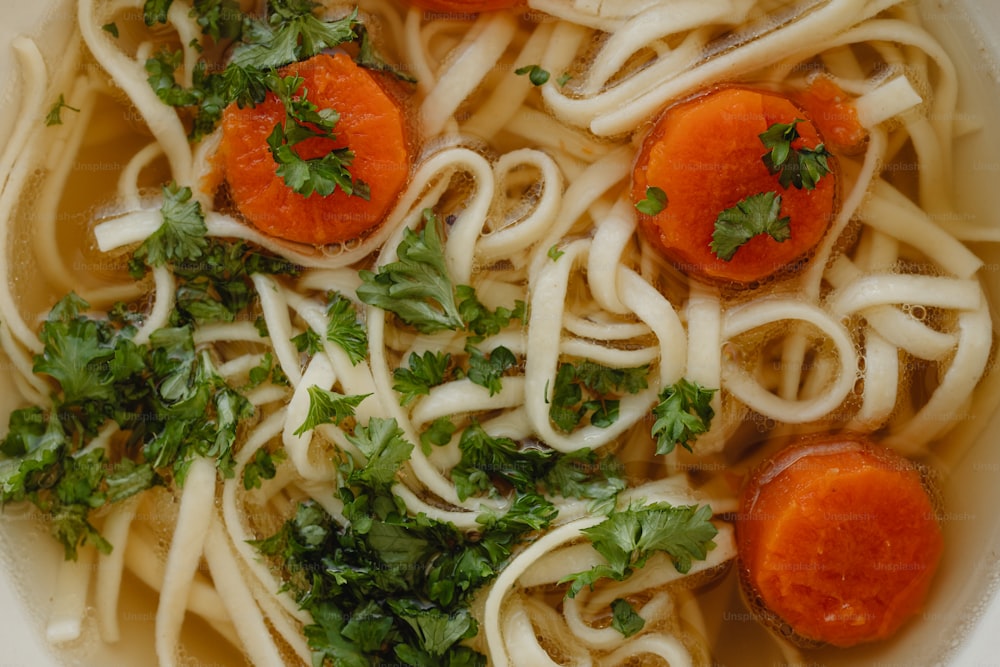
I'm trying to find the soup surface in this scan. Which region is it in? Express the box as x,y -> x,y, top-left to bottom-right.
1,0 -> 999,665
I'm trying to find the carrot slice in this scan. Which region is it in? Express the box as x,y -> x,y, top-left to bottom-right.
407,0 -> 521,12
631,87 -> 837,286
220,53 -> 410,246
796,77 -> 867,155
736,436 -> 943,648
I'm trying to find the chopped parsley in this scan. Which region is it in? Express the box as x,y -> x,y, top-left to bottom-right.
392,350 -> 452,406
710,191 -> 790,262
324,293 -> 368,365
548,360 -> 649,432
611,598 -> 645,637
514,64 -> 550,86
650,378 -> 716,455
635,186 -> 668,216
561,502 -> 718,597
759,119 -> 832,190
44,94 -> 80,126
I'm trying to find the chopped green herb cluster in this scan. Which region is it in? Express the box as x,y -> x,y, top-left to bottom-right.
650,378 -> 716,454
549,360 -> 649,432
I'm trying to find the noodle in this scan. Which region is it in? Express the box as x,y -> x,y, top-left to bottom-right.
0,0 -> 995,665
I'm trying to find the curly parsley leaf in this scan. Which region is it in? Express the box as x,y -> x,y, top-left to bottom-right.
540,448 -> 625,515
357,211 -> 465,333
650,378 -> 716,455
294,387 -> 369,436
709,191 -> 790,261
456,286 -> 525,342
635,186 -> 667,215
325,293 -> 368,365
393,350 -> 452,406
191,0 -> 244,41
561,502 -> 718,597
610,598 -> 645,637
292,328 -> 323,355
759,119 -> 832,190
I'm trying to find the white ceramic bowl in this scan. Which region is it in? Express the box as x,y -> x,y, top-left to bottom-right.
2,2 -> 1000,665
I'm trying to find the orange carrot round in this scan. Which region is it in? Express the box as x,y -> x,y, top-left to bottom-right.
736,436 -> 943,648
796,76 -> 867,155
407,0 -> 521,12
631,87 -> 836,286
220,53 -> 411,246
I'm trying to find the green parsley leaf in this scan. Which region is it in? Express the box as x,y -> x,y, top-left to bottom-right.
393,350 -> 452,406
229,3 -> 358,71
344,417 -> 413,489
549,360 -> 648,432
355,23 -> 417,83
102,22 -> 119,38
326,293 -> 368,365
133,183 -> 209,269
292,328 -> 323,355
650,378 -> 716,455
540,448 -> 625,515
610,598 -> 645,637
456,286 -> 525,342
243,447 -> 286,490
759,119 -> 832,190
710,191 -> 790,261
514,64 -> 550,86
452,423 -> 553,501
419,417 -> 456,454
357,211 -> 465,333
561,502 -> 718,597
389,600 -> 478,657
635,186 -> 667,215
44,94 -> 80,126
294,387 -> 369,435
191,0 -> 244,41
464,345 -> 516,396
547,244 -> 565,261
557,72 -> 572,86
143,0 -> 174,26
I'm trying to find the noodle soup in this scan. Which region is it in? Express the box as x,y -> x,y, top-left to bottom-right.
1,0 -> 999,665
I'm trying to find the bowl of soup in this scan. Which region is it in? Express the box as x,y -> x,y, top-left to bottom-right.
1,0 -> 1000,665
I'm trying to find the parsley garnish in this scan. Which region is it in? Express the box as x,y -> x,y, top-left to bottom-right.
357,210 -> 464,334
392,350 -> 452,406
294,387 -> 369,435
143,0 -> 173,26
325,293 -> 368,365
265,73 -> 369,199
561,502 -> 718,597
464,345 -> 517,396
650,378 -> 716,455
547,245 -> 564,261
44,95 -> 80,126
610,598 -> 645,637
514,64 -> 550,86
710,191 -> 790,261
131,182 -> 208,270
759,119 -> 832,190
243,447 -> 286,490
228,3 -> 358,72
101,22 -> 119,38
548,360 -> 649,432
635,186 -> 667,215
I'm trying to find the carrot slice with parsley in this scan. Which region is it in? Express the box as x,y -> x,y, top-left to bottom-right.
220,52 -> 410,246
631,87 -> 837,286
408,0 -> 521,11
736,436 -> 943,648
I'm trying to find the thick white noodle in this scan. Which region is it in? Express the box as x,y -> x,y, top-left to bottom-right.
95,497 -> 140,643
154,457 -> 215,667
46,545 -> 95,643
